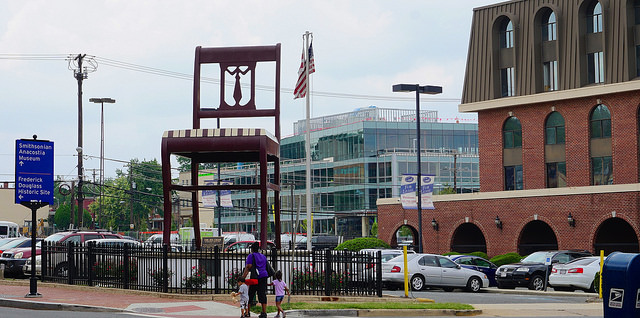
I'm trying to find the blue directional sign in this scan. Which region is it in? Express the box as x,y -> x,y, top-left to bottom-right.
15,139 -> 54,205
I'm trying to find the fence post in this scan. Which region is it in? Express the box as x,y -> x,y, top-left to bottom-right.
123,244 -> 130,289
162,244 -> 169,293
41,242 -> 47,280
376,250 -> 382,297
87,242 -> 94,287
67,242 -> 74,285
214,246 -> 219,294
324,249 -> 331,296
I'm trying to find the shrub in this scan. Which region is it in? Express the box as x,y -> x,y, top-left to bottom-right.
443,251 -> 489,260
227,268 -> 243,289
490,252 -> 523,267
93,259 -> 138,281
335,237 -> 391,251
148,268 -> 174,287
182,265 -> 208,290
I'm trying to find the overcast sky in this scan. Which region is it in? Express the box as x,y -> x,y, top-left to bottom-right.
0,0 -> 496,182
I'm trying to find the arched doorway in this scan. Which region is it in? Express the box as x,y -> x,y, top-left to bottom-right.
518,220 -> 558,255
451,223 -> 487,253
594,218 -> 639,255
393,225 -> 418,250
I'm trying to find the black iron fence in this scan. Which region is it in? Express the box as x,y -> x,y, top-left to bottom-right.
41,242 -> 382,297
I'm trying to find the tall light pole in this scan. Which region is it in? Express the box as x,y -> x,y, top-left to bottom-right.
392,84 -> 442,253
89,97 -> 116,229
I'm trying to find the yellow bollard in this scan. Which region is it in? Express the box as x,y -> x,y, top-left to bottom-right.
599,250 -> 604,299
404,246 -> 409,297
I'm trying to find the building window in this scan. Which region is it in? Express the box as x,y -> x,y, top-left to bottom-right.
504,165 -> 523,190
592,156 -> 612,185
500,19 -> 514,49
588,2 -> 603,33
543,61 -> 558,91
636,45 -> 640,77
545,111 -> 565,145
546,162 -> 567,188
503,117 -> 522,149
588,51 -> 604,84
542,11 -> 557,41
501,67 -> 515,97
590,104 -> 611,138
635,0 -> 640,25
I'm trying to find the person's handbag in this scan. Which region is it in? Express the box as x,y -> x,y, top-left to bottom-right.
266,260 -> 275,277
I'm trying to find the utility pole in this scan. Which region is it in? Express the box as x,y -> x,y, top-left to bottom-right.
68,53 -> 96,229
75,54 -> 85,229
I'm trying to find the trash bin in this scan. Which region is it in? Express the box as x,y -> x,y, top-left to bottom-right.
602,252 -> 640,318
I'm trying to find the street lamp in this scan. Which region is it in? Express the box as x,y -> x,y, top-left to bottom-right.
392,84 -> 442,253
89,97 -> 116,229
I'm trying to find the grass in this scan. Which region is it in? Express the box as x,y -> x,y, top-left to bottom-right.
251,301 -> 474,313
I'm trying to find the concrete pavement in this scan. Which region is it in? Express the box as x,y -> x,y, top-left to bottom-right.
0,280 -> 604,317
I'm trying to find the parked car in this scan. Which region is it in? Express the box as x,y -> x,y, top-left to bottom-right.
23,254 -> 41,277
0,238 -> 43,277
225,240 -> 275,252
495,250 -> 592,290
549,256 -> 602,292
381,253 -> 490,292
0,237 -> 29,254
356,248 -> 415,282
448,255 -> 498,287
42,230 -> 123,277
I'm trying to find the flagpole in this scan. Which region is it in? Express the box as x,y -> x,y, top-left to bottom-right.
303,31 -> 313,251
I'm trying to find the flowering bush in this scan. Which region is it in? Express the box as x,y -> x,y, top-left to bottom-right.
291,267 -> 351,291
93,259 -> 138,281
148,268 -> 174,287
182,265 -> 208,289
227,268 -> 243,289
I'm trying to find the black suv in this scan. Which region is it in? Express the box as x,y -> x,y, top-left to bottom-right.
495,250 -> 592,290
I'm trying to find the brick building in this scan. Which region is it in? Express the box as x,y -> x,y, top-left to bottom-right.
378,0 -> 640,256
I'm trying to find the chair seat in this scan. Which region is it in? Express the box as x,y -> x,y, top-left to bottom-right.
163,128 -> 277,143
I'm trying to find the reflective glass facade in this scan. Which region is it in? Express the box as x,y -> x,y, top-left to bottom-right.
181,107 -> 479,239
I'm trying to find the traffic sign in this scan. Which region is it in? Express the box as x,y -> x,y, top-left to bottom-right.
15,138 -> 54,205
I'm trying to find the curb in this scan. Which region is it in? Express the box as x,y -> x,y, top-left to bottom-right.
286,309 -> 482,317
0,298 -> 126,313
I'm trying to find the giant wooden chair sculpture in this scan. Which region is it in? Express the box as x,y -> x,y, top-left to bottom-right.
161,44 -> 281,250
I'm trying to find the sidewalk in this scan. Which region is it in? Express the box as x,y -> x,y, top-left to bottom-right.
0,280 -> 605,317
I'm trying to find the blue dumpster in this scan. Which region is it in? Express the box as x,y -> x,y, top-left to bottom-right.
602,252 -> 640,318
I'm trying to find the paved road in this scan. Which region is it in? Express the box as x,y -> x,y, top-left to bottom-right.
384,287 -> 595,304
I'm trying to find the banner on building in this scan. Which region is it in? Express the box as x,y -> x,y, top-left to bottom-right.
400,174 -> 435,210
202,180 -> 234,208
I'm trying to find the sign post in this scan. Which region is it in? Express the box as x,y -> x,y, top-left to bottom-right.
15,136 -> 54,298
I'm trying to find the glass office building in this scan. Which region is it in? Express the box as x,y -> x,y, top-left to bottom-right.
180,107 -> 479,239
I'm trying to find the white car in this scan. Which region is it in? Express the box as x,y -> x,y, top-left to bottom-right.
549,256 -> 602,292
381,253 -> 489,292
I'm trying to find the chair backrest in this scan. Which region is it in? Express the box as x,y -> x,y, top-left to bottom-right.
192,44 -> 281,141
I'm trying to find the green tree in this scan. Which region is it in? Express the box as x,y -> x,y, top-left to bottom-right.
176,156 -> 216,172
54,203 -> 91,230
438,184 -> 456,195
89,158 -> 165,231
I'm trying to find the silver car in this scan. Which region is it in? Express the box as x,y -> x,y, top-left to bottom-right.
382,253 -> 489,292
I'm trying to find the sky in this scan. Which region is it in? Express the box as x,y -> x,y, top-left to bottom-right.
0,0 -> 496,182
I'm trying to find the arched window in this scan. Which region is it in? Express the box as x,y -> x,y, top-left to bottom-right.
588,2 -> 603,33
500,19 -> 514,49
545,112 -> 566,188
503,117 -> 523,190
590,104 -> 612,185
503,117 -> 522,148
590,104 -> 611,138
545,111 -> 565,144
542,11 -> 557,41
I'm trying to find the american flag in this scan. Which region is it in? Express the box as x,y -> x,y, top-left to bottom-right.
294,48 -> 307,99
308,41 -> 315,74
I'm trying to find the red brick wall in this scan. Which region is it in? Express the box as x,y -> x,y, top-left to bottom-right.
378,191 -> 640,257
478,91 -> 640,192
